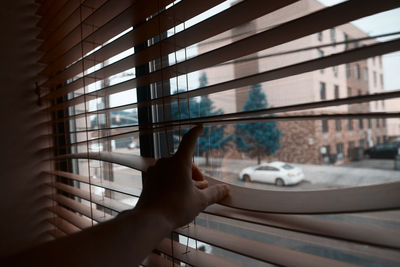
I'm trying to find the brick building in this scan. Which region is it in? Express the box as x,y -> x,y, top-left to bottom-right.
199,0 -> 387,164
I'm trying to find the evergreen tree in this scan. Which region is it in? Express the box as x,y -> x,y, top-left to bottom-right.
170,72 -> 231,165
235,84 -> 281,164
196,95 -> 231,165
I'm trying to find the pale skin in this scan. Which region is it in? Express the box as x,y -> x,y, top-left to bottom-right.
3,125 -> 230,266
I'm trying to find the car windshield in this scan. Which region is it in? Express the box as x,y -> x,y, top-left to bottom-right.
281,163 -> 294,170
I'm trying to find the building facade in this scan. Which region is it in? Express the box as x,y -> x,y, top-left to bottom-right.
199,0 -> 388,164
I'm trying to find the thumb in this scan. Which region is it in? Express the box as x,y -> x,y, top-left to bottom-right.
200,184 -> 230,208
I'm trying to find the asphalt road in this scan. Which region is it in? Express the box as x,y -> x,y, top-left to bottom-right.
197,158 -> 400,191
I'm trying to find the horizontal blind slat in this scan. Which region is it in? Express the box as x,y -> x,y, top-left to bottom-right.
142,253 -> 179,267
39,0 -> 133,59
39,0 -> 175,77
51,112 -> 399,150
51,194 -> 113,223
48,228 -> 67,239
40,0 -> 227,89
148,38 -> 400,106
47,216 -> 80,235
48,88 -> 400,125
54,0 -> 395,100
36,0 -> 72,31
157,238 -> 242,267
38,0 -> 103,52
41,0 -> 296,91
204,205 -> 400,250
175,224 -> 358,267
49,182 -> 132,213
43,33 -> 400,105
45,30 -> 400,113
47,170 -> 141,197
48,205 -> 92,229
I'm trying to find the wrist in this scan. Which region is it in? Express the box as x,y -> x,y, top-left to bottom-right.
129,206 -> 175,232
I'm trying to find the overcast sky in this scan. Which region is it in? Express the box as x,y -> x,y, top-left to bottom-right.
319,0 -> 400,91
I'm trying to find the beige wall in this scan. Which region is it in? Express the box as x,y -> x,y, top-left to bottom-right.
0,1 -> 52,257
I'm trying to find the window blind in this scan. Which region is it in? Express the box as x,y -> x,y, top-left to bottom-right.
36,0 -> 400,266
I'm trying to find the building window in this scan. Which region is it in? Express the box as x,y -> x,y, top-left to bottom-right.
334,85 -> 339,99
348,119 -> 353,131
344,33 -> 349,50
376,118 -> 380,128
383,118 -> 386,128
330,28 -> 336,46
368,118 -> 372,128
320,82 -> 326,100
349,141 -> 355,150
346,64 -> 351,78
373,71 -> 377,87
336,143 -> 344,154
363,67 -> 368,81
336,119 -> 342,131
377,136 -> 381,145
322,120 -> 328,132
383,135 -> 387,142
333,66 -> 338,77
380,73 -> 384,88
359,139 -> 365,148
317,31 -> 323,41
347,87 -> 351,97
359,118 -> 364,129
354,64 -> 360,80
358,89 -> 362,96
318,49 -> 324,73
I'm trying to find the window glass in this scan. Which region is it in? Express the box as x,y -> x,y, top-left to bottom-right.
330,28 -> 336,46
333,66 -> 338,78
363,67 -> 368,81
282,163 -> 294,170
354,64 -> 360,80
322,119 -> 329,132
320,82 -> 326,100
317,31 -> 323,41
335,119 -> 342,131
348,119 -> 353,131
345,64 -> 351,78
334,85 -> 339,98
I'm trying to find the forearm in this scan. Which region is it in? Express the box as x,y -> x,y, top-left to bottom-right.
6,208 -> 172,267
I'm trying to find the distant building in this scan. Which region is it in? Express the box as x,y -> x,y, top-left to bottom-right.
199,0 -> 388,164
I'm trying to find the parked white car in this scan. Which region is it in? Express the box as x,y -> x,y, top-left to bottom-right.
239,161 -> 304,186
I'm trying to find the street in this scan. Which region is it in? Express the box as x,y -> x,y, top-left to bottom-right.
195,157 -> 400,190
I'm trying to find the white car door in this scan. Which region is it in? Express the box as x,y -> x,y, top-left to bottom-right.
265,166 -> 280,183
251,166 -> 266,182
253,166 -> 276,183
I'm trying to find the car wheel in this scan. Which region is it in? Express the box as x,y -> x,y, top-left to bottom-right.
275,178 -> 285,186
243,174 -> 251,182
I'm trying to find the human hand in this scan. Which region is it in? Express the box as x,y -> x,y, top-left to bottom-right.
135,125 -> 230,230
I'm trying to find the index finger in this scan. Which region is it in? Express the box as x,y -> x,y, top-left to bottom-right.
175,125 -> 203,162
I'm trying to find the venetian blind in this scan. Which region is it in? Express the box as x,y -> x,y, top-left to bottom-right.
36,0 -> 400,266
